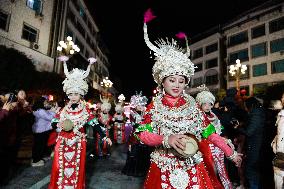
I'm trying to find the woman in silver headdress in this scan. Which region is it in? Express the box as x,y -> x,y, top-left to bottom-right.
133,9 -> 242,189
48,57 -> 112,189
121,92 -> 152,177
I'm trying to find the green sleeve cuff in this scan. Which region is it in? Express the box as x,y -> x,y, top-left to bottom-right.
133,123 -> 153,141
51,118 -> 59,123
135,123 -> 153,133
202,123 -> 216,138
88,118 -> 99,126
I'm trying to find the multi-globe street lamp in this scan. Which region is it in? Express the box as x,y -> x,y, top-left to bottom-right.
229,59 -> 247,96
100,77 -> 113,97
57,36 -> 80,56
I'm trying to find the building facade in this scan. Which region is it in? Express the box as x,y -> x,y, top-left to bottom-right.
224,0 -> 284,96
188,0 -> 284,96
51,0 -> 114,94
0,0 -> 115,96
0,0 -> 55,72
187,32 -> 226,95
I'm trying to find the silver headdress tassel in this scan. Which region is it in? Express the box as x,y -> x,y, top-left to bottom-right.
195,84 -> 215,106
143,8 -> 195,86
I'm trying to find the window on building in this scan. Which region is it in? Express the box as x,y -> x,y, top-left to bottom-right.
22,23 -> 38,42
269,16 -> 284,34
193,48 -> 203,59
86,35 -> 91,47
195,62 -> 203,72
228,31 -> 248,47
76,22 -> 85,37
193,77 -> 203,87
26,0 -> 42,14
205,74 -> 218,86
205,43 -> 218,54
253,63 -> 267,77
0,11 -> 9,31
65,27 -> 73,39
251,24 -> 265,39
67,10 -> 76,23
271,59 -> 284,74
101,68 -> 108,78
79,7 -> 87,21
85,50 -> 89,59
205,58 -> 218,69
251,42 -> 267,58
270,38 -> 284,53
228,49 -> 249,65
75,38 -> 84,52
253,83 -> 268,96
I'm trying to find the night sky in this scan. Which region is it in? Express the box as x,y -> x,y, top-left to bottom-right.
85,0 -> 271,100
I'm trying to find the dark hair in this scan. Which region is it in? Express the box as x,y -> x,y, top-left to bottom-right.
32,97 -> 45,111
245,97 -> 261,111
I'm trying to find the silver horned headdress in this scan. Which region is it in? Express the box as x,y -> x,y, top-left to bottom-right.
195,84 -> 215,105
61,56 -> 96,95
130,91 -> 148,108
100,95 -> 111,112
143,9 -> 195,86
114,94 -> 125,113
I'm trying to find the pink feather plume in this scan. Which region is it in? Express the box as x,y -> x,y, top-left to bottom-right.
175,32 -> 187,39
144,8 -> 156,23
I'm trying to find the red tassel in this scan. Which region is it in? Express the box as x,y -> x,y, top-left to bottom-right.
144,8 -> 156,23
175,32 -> 187,39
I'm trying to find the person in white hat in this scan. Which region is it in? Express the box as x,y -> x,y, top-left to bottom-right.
195,85 -> 242,189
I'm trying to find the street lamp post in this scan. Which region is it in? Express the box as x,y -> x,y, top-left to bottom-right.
100,77 -> 113,97
229,59 -> 247,96
57,36 -> 80,56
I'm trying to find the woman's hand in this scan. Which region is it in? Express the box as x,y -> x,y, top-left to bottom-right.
2,102 -> 11,111
168,134 -> 188,151
106,138 -> 112,146
232,153 -> 243,167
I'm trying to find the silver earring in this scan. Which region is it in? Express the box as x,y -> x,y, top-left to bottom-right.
162,88 -> 166,95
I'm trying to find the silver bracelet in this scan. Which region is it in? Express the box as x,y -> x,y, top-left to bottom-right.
162,135 -> 171,149
227,150 -> 237,161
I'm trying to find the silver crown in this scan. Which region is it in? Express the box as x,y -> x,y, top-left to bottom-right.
144,23 -> 195,86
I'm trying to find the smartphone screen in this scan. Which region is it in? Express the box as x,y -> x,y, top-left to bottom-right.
8,94 -> 15,103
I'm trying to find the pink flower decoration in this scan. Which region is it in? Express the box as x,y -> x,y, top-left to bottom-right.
58,55 -> 69,62
144,8 -> 156,23
175,32 -> 187,39
88,57 -> 97,64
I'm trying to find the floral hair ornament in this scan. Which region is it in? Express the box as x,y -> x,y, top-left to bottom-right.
143,9 -> 195,86
57,36 -> 96,96
195,84 -> 215,106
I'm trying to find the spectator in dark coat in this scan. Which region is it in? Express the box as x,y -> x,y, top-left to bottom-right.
236,97 -> 265,189
0,94 -> 19,186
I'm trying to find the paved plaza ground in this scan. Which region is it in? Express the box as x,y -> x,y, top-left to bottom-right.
1,136 -> 144,189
